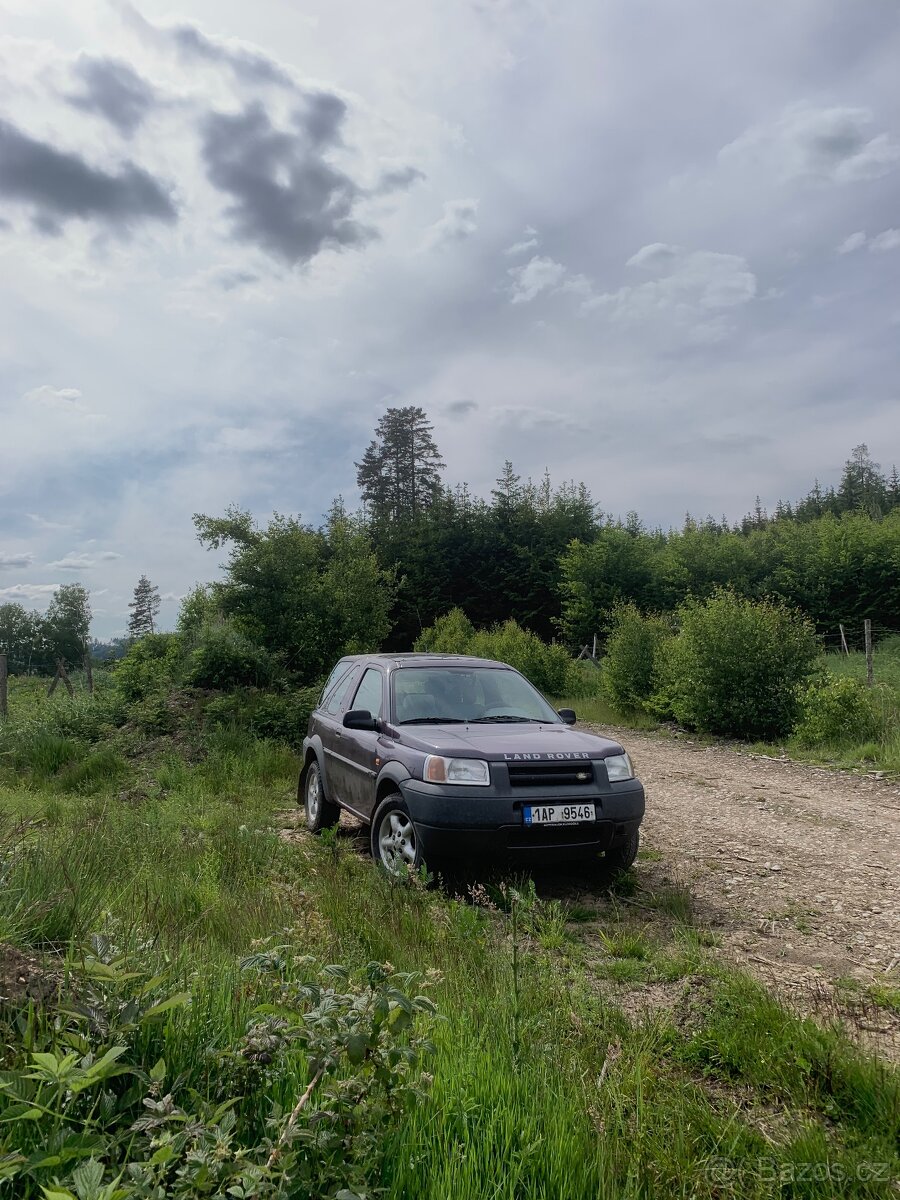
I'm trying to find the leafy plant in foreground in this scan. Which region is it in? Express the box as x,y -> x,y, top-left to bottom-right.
0,946 -> 437,1200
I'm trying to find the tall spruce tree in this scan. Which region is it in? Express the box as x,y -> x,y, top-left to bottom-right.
356,406 -> 444,522
128,575 -> 161,640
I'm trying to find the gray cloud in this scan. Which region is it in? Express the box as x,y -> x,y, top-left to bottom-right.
46,553 -> 98,570
214,268 -> 260,291
122,2 -> 295,89
422,198 -> 479,249
200,101 -> 373,265
67,56 -> 157,137
719,103 -> 900,185
0,552 -> 33,569
0,584 -> 59,602
0,118 -> 176,230
445,399 -> 477,415
375,164 -> 426,194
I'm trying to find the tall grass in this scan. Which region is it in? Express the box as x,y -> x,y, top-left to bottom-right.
0,696 -> 896,1197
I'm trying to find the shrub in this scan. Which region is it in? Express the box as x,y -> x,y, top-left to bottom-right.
415,610 -> 573,695
657,590 -> 818,739
793,675 -> 885,748
203,686 -> 320,748
602,604 -> 673,713
414,607 -> 475,654
187,622 -> 275,690
115,633 -> 183,702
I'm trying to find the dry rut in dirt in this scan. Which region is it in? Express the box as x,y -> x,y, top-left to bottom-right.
586,724 -> 900,1043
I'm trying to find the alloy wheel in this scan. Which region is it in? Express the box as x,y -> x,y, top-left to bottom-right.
378,809 -> 417,875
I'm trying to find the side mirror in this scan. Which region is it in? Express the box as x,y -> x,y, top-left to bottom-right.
558,709 -> 577,726
344,709 -> 378,731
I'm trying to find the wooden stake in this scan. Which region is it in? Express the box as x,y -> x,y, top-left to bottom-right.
0,652 -> 7,719
839,623 -> 850,656
592,633 -> 598,660
58,659 -> 74,698
47,663 -> 61,697
84,649 -> 94,695
864,619 -> 874,687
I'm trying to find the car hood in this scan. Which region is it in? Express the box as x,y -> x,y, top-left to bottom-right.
391,722 -> 624,759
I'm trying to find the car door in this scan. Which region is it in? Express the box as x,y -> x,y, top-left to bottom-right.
318,664 -> 361,807
341,666 -> 386,820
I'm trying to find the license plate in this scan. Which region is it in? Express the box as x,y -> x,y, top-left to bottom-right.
523,803 -> 596,826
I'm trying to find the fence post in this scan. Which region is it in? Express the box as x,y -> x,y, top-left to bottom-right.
0,652 -> 7,719
592,633 -> 598,661
84,649 -> 94,695
839,623 -> 850,656
864,619 -> 874,687
59,659 -> 74,698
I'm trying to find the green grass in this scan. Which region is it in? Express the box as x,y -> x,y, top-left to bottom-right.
551,693 -> 659,730
0,686 -> 897,1198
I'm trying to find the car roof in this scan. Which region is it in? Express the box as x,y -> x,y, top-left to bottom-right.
337,652 -> 512,671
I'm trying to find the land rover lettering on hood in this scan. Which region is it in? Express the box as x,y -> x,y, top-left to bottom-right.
300,653 -> 645,877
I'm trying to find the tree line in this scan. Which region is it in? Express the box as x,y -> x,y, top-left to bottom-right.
2,408 -> 897,681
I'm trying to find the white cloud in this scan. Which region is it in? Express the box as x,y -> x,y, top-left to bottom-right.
23,384 -> 86,410
0,583 -> 59,602
422,199 -> 479,248
46,552 -> 98,570
507,254 -> 567,303
719,103 -> 900,185
584,245 -> 757,321
504,226 -> 539,256
870,228 -> 900,252
835,228 -> 900,254
0,551 -> 33,568
26,513 -> 72,531
837,231 -> 866,254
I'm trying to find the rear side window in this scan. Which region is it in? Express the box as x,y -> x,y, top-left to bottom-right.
319,660 -> 349,706
351,668 -> 384,718
323,666 -> 360,715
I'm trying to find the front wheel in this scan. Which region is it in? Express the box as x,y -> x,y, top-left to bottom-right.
371,794 -> 424,877
605,828 -> 640,872
301,760 -> 340,833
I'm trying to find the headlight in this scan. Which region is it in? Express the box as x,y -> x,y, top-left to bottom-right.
424,756 -> 491,785
604,753 -> 634,781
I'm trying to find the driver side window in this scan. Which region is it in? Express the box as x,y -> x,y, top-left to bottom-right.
351,668 -> 384,719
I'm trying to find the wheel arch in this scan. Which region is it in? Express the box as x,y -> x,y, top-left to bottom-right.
374,761 -> 411,809
299,737 -> 328,801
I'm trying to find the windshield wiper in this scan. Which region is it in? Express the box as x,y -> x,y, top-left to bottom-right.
466,715 -> 547,723
399,716 -> 468,725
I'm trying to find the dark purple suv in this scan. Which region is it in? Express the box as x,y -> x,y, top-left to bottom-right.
300,653 -> 645,876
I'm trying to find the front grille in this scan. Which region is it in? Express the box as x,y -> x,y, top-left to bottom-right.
506,760 -> 595,787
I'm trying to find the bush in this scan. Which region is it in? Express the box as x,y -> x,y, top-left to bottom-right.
414,608 -> 475,654
602,605 -> 673,713
203,686 -> 320,748
793,675 -> 885,748
657,590 -> 818,739
414,611 -> 573,695
115,633 -> 183,702
187,623 -> 275,690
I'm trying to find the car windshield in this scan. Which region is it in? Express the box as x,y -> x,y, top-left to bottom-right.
392,666 -> 560,725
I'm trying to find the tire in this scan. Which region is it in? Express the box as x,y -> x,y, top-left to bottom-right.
301,760 -> 340,833
605,828 -> 640,872
371,793 -> 424,878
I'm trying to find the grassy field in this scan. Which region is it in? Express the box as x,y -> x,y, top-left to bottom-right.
0,679 -> 897,1197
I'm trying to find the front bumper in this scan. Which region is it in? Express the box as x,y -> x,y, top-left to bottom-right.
398,777 -> 645,862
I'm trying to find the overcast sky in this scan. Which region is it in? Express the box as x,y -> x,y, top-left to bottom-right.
1,0 -> 899,636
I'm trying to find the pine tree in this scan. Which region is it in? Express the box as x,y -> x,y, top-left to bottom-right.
355,407 -> 444,522
128,575 -> 161,640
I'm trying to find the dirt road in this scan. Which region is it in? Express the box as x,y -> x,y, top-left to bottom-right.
585,725 -> 900,1046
